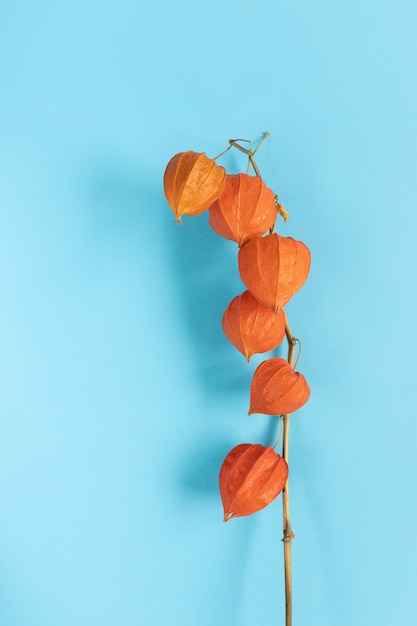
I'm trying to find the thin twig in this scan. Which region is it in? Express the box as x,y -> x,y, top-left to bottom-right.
213,144 -> 232,160
292,338 -> 302,371
228,132 -> 271,178
248,154 -> 261,177
252,131 -> 271,154
228,138 -> 253,154
272,416 -> 284,450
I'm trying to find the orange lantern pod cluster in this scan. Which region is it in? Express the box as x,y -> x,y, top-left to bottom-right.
163,137 -> 311,522
219,443 -> 288,521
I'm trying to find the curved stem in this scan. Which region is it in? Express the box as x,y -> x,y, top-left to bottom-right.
282,311 -> 297,626
284,314 -> 297,366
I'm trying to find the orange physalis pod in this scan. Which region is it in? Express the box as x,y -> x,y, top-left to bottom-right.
222,290 -> 286,361
219,443 -> 288,521
163,151 -> 226,222
238,233 -> 311,312
208,173 -> 277,246
249,357 -> 310,416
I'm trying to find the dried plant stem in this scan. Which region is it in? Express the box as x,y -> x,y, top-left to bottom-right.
228,132 -> 271,177
227,133 -> 297,624
282,312 -> 297,626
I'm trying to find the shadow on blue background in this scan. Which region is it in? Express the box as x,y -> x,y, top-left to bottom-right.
165,213 -> 249,392
163,203 -> 286,497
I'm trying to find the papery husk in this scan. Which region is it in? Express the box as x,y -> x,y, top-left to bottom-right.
222,290 -> 285,360
249,357 -> 310,416
208,173 -> 277,246
219,443 -> 288,521
164,151 -> 226,220
238,233 -> 311,312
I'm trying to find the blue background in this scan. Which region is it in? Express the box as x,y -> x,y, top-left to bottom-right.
1,1 -> 416,624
